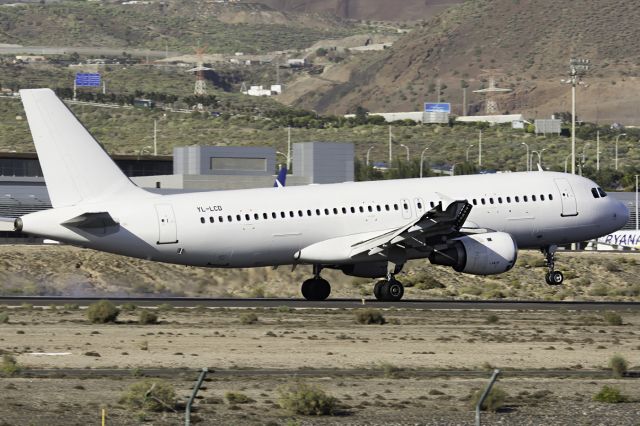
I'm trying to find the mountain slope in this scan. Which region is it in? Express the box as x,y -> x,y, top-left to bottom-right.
290,0 -> 640,123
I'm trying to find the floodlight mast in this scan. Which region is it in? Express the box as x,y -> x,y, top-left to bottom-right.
563,58 -> 590,175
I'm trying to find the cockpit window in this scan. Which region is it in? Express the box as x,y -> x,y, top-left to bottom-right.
591,188 -> 600,198
597,188 -> 607,197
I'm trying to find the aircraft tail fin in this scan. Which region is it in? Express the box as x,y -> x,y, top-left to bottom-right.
20,89 -> 143,208
274,165 -> 287,188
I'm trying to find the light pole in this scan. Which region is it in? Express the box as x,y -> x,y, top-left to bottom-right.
388,125 -> 393,164
521,142 -> 529,171
451,163 -> 458,176
615,133 -> 627,171
138,145 -> 152,160
580,143 -> 590,175
153,119 -> 158,156
287,127 -> 292,169
636,175 -> 639,232
564,153 -> 572,173
366,146 -> 375,166
276,150 -> 288,167
478,130 -> 482,166
420,146 -> 429,178
530,149 -> 545,170
466,144 -> 475,162
561,58 -> 590,175
399,144 -> 410,161
596,130 -> 600,171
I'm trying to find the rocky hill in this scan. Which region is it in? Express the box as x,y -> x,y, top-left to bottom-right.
287,0 -> 640,123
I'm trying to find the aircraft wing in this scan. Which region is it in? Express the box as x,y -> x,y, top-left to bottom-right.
349,200 -> 472,257
295,200 -> 472,263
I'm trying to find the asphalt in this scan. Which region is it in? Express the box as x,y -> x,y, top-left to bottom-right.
1,296 -> 639,311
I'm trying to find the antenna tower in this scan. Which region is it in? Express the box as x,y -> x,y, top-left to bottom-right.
187,46 -> 213,96
473,70 -> 512,114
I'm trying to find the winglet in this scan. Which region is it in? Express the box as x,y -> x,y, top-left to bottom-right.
274,165 -> 287,188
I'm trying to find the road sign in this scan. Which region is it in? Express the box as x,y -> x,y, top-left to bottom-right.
424,103 -> 451,113
75,73 -> 101,87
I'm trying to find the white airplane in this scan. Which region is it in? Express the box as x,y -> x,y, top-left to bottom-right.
13,89 -> 629,301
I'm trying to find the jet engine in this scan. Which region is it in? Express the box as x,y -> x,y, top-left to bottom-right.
428,232 -> 517,275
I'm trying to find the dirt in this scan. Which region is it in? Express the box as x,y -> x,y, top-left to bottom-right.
1,307 -> 639,424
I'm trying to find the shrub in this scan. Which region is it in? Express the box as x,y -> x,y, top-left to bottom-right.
380,362 -> 403,378
86,300 -> 119,323
138,310 -> 158,325
121,303 -> 137,311
276,306 -> 293,313
120,379 -> 176,412
239,312 -> 259,324
225,391 -> 251,404
603,312 -> 623,326
593,385 -> 627,403
485,314 -> 499,324
278,382 -> 338,416
0,312 -> 8,324
355,309 -> 386,325
1,354 -> 21,376
471,386 -> 508,412
609,355 -> 628,378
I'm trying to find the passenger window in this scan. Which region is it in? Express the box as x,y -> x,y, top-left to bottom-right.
489,198 -> 494,204
481,199 -> 486,205
385,205 -> 390,211
430,201 -> 435,208
417,202 -> 422,209
324,208 -> 329,215
254,213 -> 259,220
532,195 -> 537,202
597,188 -> 607,197
298,210 -> 303,217
289,211 -> 294,217
228,215 -> 233,222
342,207 -> 347,214
209,217 -> 214,223
472,199 -> 477,206
236,214 -> 241,221
394,204 -> 399,210
350,207 -> 355,213
515,196 -> 519,202
245,214 -> 250,221
540,195 -> 545,201
272,212 -> 277,219
506,196 -> 511,203
403,203 -> 408,210
498,197 -> 502,204
523,196 -> 528,202
549,194 -> 553,200
367,206 -> 373,212
200,217 -> 205,224
333,208 -> 338,214
263,213 -> 268,219
376,205 -> 381,212
280,212 -> 285,218
359,206 -> 364,213
218,216 -> 224,222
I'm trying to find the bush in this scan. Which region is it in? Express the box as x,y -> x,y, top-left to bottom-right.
120,379 -> 176,412
225,391 -> 251,404
121,303 -> 137,311
1,354 -> 21,376
593,385 -> 627,403
239,312 -> 259,324
355,309 -> 386,325
278,382 -> 338,416
0,312 -> 8,324
609,355 -> 628,378
86,300 -> 119,323
138,310 -> 158,325
603,312 -> 623,326
485,314 -> 499,324
471,386 -> 508,412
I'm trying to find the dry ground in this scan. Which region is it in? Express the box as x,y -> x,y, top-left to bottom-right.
1,306 -> 639,424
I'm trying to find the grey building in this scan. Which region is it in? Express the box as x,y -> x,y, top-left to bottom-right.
173,146 -> 276,176
292,142 -> 354,185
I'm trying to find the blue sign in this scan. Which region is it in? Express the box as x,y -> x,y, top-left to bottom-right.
424,103 -> 451,113
75,73 -> 101,87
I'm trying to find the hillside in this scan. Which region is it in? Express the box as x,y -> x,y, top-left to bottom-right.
0,0 -> 356,53
287,0 -> 640,123
249,0 -> 462,22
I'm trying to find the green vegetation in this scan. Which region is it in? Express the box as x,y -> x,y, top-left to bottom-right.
0,312 -> 8,324
355,309 -> 386,325
120,379 -> 176,412
86,300 -> 119,323
379,362 -> 404,378
224,391 -> 252,404
609,355 -> 628,378
593,385 -> 627,403
138,310 -> 158,325
1,354 -> 21,376
239,312 -> 259,325
278,382 -> 338,416
471,386 -> 508,412
485,314 -> 500,324
603,312 -> 623,326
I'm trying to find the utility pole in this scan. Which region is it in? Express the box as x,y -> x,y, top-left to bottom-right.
436,78 -> 441,103
478,130 -> 482,167
562,58 -> 590,175
636,175 -> 639,232
462,87 -> 467,116
388,126 -> 392,164
287,126 -> 291,169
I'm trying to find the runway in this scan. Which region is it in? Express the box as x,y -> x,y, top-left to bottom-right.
1,296 -> 639,310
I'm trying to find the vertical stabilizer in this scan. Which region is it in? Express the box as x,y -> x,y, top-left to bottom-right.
20,89 -> 144,208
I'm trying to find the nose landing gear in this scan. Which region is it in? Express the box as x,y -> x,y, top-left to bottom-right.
542,245 -> 564,285
301,265 -> 331,301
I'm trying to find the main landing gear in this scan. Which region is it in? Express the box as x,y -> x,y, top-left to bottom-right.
542,245 -> 564,285
301,265 -> 331,301
373,261 -> 405,302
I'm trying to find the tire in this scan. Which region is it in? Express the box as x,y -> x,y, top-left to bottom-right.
301,278 -> 331,301
387,279 -> 404,301
374,280 -> 386,300
545,273 -> 553,285
550,271 -> 564,285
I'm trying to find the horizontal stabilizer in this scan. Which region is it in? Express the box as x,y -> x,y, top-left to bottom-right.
62,212 -> 118,230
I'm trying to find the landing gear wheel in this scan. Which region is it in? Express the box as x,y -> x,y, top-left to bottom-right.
373,280 -> 386,301
548,271 -> 564,285
301,278 -> 331,301
387,279 -> 404,301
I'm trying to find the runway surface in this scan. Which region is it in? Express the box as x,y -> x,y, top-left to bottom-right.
1,296 -> 638,310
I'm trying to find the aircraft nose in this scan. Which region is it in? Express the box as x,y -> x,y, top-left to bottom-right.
612,199 -> 630,230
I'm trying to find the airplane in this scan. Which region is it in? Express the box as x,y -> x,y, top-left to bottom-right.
13,89 -> 629,301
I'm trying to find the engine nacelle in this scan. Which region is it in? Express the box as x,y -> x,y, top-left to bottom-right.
429,232 -> 517,275
338,262 -> 403,279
